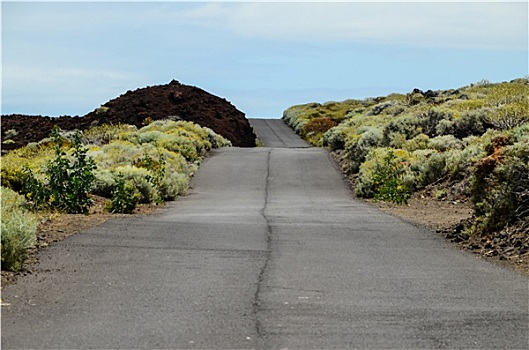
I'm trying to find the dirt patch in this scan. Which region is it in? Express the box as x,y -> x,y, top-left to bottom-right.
372,196 -> 529,275
1,80 -> 256,150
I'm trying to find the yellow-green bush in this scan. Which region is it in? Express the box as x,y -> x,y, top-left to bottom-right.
2,119 -> 230,212
84,123 -> 135,145
1,187 -> 38,271
0,143 -> 55,191
286,78 -> 528,212
356,148 -> 412,204
283,100 -> 361,136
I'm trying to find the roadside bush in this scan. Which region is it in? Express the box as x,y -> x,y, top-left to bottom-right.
93,169 -> 115,198
22,127 -> 96,214
104,173 -> 141,214
89,140 -> 144,169
90,138 -> 195,204
113,165 -> 158,204
322,126 -> 348,151
1,187 -> 38,271
471,131 -> 529,233
442,136 -> 488,178
356,148 -> 411,204
410,150 -> 447,188
123,120 -> 230,162
0,143 -> 55,192
283,78 -> 528,236
160,172 -> 189,200
343,127 -> 383,173
303,117 -> 338,145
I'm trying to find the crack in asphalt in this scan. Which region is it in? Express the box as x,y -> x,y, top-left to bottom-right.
263,119 -> 289,147
252,148 -> 273,349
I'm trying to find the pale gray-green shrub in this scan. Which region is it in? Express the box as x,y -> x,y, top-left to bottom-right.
435,109 -> 488,138
403,134 -> 430,152
84,124 -> 136,145
387,132 -> 408,149
429,135 -> 464,152
383,114 -> 422,144
1,187 -> 38,271
160,172 -> 189,200
410,149 -> 448,188
113,165 -> 158,203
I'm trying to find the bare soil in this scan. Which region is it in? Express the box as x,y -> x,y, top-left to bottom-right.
372,195 -> 529,275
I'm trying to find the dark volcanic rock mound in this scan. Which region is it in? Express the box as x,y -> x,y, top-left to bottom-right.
1,80 -> 256,151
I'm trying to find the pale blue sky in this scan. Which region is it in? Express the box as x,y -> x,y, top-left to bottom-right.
2,1 -> 528,118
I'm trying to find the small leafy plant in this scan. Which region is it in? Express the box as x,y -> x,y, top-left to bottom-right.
105,173 -> 140,214
23,126 -> 96,214
372,150 -> 411,205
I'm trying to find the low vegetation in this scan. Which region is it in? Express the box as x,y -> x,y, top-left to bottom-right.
283,78 -> 529,240
1,119 -> 231,270
1,187 -> 38,271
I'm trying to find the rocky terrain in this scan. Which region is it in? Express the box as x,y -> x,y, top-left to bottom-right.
1,80 -> 256,150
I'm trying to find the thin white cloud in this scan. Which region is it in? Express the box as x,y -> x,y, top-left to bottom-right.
2,65 -> 136,85
2,64 -> 141,115
4,3 -> 526,50
174,2 -> 527,50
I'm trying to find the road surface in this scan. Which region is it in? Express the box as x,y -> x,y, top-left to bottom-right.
2,118 -> 528,349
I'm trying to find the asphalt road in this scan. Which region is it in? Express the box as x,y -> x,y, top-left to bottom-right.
2,119 -> 528,349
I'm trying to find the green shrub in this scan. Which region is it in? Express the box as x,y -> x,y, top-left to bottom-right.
383,114 -> 422,144
417,109 -> 452,137
93,169 -> 115,198
21,127 -> 96,214
403,134 -> 430,152
160,172 -> 189,200
410,149 -> 447,188
428,135 -> 463,152
471,131 -> 529,233
435,109 -> 488,138
113,165 -> 157,204
322,126 -> 348,151
84,123 -> 134,145
387,132 -> 408,149
357,148 -> 411,204
371,150 -> 411,204
105,173 -> 141,214
1,187 -> 38,271
485,82 -> 529,130
368,101 -> 396,116
1,143 -> 55,192
443,137 -> 487,177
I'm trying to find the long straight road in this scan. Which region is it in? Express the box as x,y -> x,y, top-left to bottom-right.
2,119 -> 528,349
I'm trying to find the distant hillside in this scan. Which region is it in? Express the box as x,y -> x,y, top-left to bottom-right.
1,80 -> 257,150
